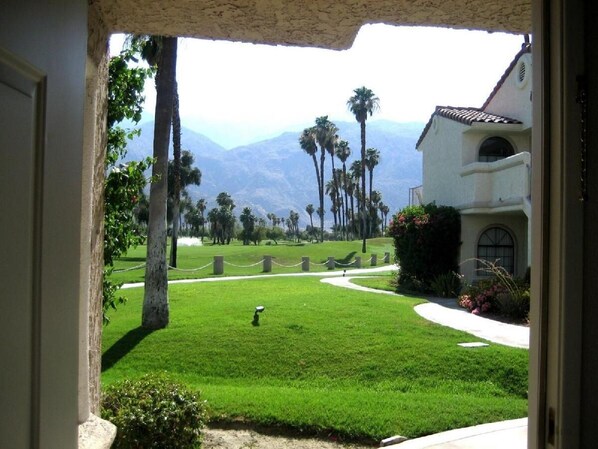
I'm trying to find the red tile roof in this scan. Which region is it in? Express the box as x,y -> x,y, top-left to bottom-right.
416,106 -> 522,149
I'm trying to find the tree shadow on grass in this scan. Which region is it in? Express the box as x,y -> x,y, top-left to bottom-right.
337,251 -> 357,265
102,326 -> 155,372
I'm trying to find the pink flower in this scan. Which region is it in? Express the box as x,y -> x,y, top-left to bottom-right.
472,308 -> 480,315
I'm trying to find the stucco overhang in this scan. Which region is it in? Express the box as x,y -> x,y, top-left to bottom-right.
92,0 -> 531,50
464,122 -> 526,133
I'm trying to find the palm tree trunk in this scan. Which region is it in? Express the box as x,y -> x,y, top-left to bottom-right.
330,156 -> 340,238
143,36 -> 177,330
368,168 -> 374,238
319,149 -> 326,243
360,121 -> 367,253
169,83 -> 181,268
342,164 -> 350,240
310,154 -> 322,242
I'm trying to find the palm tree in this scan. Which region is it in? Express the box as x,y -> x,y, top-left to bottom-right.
370,190 -> 382,236
136,35 -> 178,330
305,203 -> 315,238
315,116 -> 337,242
365,147 -> 380,237
197,198 -> 207,242
379,202 -> 390,234
169,148 -> 201,266
347,86 -> 380,253
345,174 -> 356,239
169,82 -> 182,268
335,140 -> 351,240
349,159 -> 363,238
325,179 -> 339,231
299,127 -> 321,241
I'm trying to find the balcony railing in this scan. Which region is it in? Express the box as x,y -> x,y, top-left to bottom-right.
409,185 -> 423,206
458,152 -> 531,212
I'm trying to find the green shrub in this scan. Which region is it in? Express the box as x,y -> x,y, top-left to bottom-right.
430,272 -> 462,298
496,289 -> 530,322
101,373 -> 208,448
388,204 -> 461,292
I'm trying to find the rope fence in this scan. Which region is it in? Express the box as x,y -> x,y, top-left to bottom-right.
271,260 -> 304,268
113,252 -> 392,276
112,263 -> 146,273
167,261 -> 212,272
223,259 -> 265,268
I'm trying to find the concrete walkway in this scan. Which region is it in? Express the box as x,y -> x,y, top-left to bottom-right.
121,264 -> 396,289
391,418 -> 528,449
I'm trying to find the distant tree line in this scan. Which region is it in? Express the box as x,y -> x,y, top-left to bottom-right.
299,87 -> 390,252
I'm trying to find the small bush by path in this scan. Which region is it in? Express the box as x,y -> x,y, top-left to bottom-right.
102,276 -> 528,442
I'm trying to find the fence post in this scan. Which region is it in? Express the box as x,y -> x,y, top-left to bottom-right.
355,256 -> 362,268
371,254 -> 377,266
302,256 -> 310,271
384,251 -> 390,263
327,256 -> 335,270
213,255 -> 224,275
263,255 -> 272,273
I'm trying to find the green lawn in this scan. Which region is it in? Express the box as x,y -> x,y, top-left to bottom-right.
102,275 -> 528,442
109,238 -> 395,284
350,273 -> 398,292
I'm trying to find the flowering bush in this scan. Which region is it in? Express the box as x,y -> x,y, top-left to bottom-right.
458,280 -> 506,315
458,260 -> 530,321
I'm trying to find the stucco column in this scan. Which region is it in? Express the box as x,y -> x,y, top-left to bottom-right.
213,256 -> 224,275
79,3 -> 117,448
85,3 -> 109,419
302,256 -> 310,271
263,255 -> 272,272
327,256 -> 335,270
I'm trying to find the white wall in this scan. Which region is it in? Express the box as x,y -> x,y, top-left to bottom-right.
420,117 -> 468,207
484,52 -> 533,129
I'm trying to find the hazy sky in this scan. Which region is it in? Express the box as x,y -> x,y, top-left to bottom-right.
111,25 -> 525,148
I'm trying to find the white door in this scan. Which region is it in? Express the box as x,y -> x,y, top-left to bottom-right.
0,1 -> 87,447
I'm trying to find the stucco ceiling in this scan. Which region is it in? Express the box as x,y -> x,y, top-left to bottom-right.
94,0 -> 531,49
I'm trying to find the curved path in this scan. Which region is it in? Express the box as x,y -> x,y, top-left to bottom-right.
322,276 -> 529,349
121,264 -> 396,289
124,266 -> 528,349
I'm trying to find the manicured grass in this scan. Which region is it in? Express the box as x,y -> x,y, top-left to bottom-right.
102,276 -> 528,442
350,273 -> 398,293
110,238 -> 395,284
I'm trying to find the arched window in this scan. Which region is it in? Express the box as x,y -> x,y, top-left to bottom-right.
478,136 -> 515,162
477,227 -> 515,274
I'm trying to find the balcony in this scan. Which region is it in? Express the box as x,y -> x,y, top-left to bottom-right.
458,152 -> 531,216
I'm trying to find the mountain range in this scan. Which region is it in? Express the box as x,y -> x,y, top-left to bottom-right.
123,120 -> 424,226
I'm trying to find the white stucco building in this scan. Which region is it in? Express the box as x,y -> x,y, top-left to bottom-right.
416,44 -> 532,281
